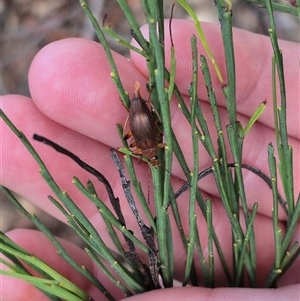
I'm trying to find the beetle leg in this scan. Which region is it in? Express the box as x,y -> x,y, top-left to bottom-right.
132,148 -> 144,164
157,143 -> 166,149
123,115 -> 130,134
124,130 -> 132,140
132,148 -> 143,155
130,139 -> 136,148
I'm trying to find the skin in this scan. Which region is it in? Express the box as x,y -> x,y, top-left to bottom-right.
1,20 -> 299,300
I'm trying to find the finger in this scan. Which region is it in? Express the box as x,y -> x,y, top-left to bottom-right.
3,230 -> 299,301
132,21 -> 299,208
28,37 -> 145,142
27,37 -> 298,218
132,20 -> 299,139
1,95 -> 154,241
170,99 -> 298,218
2,229 -> 123,301
1,95 -> 297,286
120,285 -> 300,301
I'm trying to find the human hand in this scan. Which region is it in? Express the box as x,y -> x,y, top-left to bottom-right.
1,20 -> 299,300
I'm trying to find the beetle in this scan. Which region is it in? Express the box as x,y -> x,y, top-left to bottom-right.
124,82 -> 165,167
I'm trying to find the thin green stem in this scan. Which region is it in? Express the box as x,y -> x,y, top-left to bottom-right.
206,199 -> 214,287
142,0 -> 174,287
245,0 -> 298,16
176,0 -> 224,83
183,36 -> 199,286
266,0 -> 294,215
79,0 -> 130,109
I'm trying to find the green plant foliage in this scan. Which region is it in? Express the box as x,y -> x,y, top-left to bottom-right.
1,1 -> 299,300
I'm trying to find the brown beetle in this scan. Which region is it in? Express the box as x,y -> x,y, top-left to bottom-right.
124,82 -> 165,167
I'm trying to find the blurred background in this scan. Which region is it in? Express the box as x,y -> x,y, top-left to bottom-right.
1,0 -> 299,246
